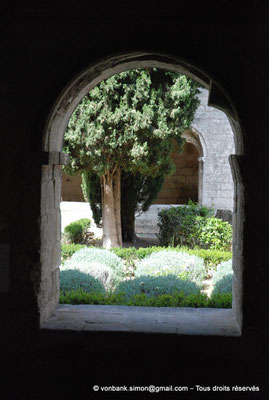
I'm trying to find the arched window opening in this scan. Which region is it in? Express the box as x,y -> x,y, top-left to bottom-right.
40,53 -> 243,336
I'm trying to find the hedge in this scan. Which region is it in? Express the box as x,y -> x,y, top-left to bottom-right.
59,289 -> 232,308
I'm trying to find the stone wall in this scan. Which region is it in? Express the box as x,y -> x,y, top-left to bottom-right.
192,89 -> 235,211
62,173 -> 84,202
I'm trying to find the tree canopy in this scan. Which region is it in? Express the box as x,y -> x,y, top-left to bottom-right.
63,68 -> 200,247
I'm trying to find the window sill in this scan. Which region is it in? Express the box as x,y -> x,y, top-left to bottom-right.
42,304 -> 241,336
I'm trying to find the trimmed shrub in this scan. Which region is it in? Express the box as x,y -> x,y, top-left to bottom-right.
63,218 -> 91,244
60,269 -> 105,294
212,259 -> 233,294
114,275 -> 201,300
64,247 -> 125,287
63,260 -> 114,289
61,243 -> 86,262
70,247 -> 123,270
135,250 -> 205,286
157,201 -> 213,247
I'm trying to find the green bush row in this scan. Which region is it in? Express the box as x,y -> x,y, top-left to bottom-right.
60,247 -> 205,294
111,245 -> 232,270
61,244 -> 232,277
111,245 -> 165,260
59,289 -> 232,308
60,247 -> 233,307
62,243 -> 232,270
179,247 -> 232,270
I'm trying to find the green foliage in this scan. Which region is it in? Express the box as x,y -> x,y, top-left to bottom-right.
212,260 -> 233,294
62,243 -> 231,275
62,260 -> 115,290
63,218 -> 91,244
114,275 -> 201,300
110,245 -> 232,271
208,293 -> 232,308
59,289 -> 232,308
135,249 -> 205,286
121,171 -> 165,241
180,247 -> 232,271
157,202 -> 232,251
110,245 -> 165,260
63,69 -> 200,178
60,269 -> 105,294
60,245 -> 233,308
157,201 -> 214,247
190,217 -> 232,251
64,247 -> 125,286
69,247 -> 123,270
61,243 -> 86,262
81,171 -> 102,227
63,69 -> 200,243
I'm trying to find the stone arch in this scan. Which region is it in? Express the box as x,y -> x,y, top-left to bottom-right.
40,52 -> 243,333
190,88 -> 236,213
182,129 -> 204,158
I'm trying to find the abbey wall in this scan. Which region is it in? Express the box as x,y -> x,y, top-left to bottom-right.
193,89 -> 235,211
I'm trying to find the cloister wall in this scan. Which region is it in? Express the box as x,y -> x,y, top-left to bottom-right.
193,89 -> 235,211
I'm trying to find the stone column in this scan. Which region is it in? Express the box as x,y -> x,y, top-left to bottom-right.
198,156 -> 204,204
39,152 -> 69,325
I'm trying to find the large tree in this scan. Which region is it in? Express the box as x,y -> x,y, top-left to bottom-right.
63,69 -> 200,248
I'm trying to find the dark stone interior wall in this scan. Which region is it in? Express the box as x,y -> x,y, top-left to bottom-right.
0,2 -> 268,399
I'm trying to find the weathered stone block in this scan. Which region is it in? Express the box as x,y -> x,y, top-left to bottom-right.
215,209 -> 233,223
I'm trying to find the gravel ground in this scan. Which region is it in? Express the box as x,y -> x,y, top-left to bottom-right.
60,201 -> 159,247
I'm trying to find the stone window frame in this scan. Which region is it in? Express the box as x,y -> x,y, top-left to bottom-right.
40,52 -> 244,336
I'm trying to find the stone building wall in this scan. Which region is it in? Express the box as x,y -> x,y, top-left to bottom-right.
192,89 -> 235,211
62,173 -> 84,202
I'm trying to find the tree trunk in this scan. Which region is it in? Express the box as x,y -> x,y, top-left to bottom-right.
114,168 -> 122,246
121,211 -> 136,242
101,169 -> 122,248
